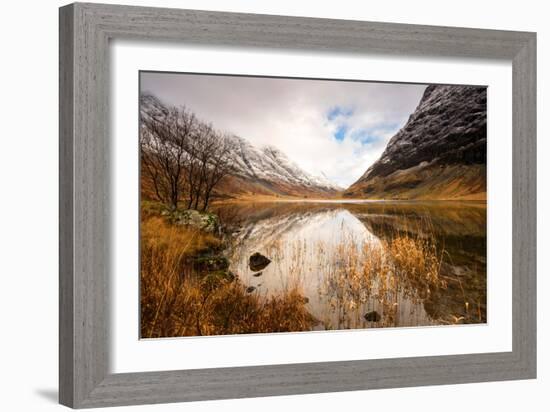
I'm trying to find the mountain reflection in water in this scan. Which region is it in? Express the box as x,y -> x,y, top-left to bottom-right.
212,201 -> 487,329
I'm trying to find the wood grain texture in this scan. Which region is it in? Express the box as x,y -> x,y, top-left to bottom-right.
59,2 -> 537,408
512,34 -> 537,374
59,4 -> 75,407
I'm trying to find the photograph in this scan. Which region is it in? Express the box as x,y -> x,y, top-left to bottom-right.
139,72 -> 487,338
2,0 -> 541,410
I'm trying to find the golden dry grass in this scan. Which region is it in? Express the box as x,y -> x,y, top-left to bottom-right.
140,213 -> 316,338
344,164 -> 486,200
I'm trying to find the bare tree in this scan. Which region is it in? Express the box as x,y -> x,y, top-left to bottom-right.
140,96 -> 236,212
189,123 -> 217,210
140,106 -> 196,210
199,131 -> 235,211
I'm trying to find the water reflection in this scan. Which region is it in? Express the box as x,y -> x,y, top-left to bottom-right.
212,201 -> 486,329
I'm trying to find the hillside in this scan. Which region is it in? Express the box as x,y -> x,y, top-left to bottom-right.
140,93 -> 341,201
344,85 -> 487,200
222,135 -> 341,198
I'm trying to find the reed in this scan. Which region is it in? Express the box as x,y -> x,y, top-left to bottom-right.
317,222 -> 448,329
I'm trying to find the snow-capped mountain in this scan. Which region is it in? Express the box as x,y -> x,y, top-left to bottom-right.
344,85 -> 487,200
140,93 -> 341,197
227,136 -> 341,194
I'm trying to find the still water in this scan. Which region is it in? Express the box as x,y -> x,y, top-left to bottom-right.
213,201 -> 487,330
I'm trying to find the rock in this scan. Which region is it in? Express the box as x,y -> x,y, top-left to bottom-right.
252,271 -> 263,277
168,209 -> 219,233
364,311 -> 381,322
249,252 -> 271,272
189,255 -> 229,273
246,286 -> 256,293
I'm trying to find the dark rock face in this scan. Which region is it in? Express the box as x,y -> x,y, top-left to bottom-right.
249,252 -> 271,272
345,85 -> 487,200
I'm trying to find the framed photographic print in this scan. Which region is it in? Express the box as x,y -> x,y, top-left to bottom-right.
59,2 -> 536,408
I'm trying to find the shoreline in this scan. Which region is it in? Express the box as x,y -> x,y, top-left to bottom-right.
212,196 -> 488,205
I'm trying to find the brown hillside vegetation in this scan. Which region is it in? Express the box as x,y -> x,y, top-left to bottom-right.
141,164 -> 338,203
343,163 -> 486,200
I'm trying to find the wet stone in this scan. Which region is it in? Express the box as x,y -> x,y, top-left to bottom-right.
249,252 -> 271,272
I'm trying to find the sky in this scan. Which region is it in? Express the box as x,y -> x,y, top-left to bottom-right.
140,72 -> 427,188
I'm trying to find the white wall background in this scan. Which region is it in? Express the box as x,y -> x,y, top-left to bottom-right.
0,1 -> 546,411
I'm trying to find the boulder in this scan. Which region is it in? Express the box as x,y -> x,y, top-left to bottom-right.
249,252 -> 271,272
165,209 -> 219,233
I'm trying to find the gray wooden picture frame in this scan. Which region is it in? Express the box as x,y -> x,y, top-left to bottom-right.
59,2 -> 537,409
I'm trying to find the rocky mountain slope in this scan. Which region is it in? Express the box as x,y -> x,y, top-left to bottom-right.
140,93 -> 341,199
344,84 -> 487,200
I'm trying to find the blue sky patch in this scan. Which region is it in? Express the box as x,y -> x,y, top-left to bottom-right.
350,122 -> 401,145
351,129 -> 382,144
334,125 -> 348,141
327,106 -> 353,121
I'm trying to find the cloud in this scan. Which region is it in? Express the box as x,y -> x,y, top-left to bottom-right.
140,72 -> 426,188
350,122 -> 401,144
